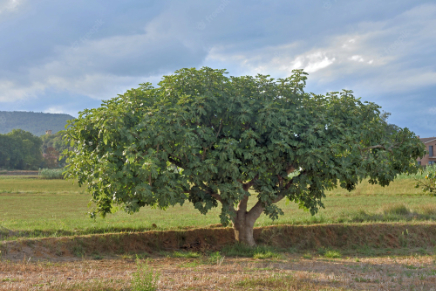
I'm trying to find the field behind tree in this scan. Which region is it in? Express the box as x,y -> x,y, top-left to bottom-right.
1,175 -> 435,240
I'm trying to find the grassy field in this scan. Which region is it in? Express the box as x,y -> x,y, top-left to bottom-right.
1,175 -> 435,240
0,176 -> 436,239
2,174 -> 436,290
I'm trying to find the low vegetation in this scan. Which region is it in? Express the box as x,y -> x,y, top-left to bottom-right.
38,168 -> 64,179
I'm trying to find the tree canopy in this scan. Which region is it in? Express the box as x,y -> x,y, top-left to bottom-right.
64,67 -> 425,246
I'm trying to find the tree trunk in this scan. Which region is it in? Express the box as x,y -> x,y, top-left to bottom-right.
232,197 -> 265,247
232,211 -> 257,247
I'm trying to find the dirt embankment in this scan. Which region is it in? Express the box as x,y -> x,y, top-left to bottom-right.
1,223 -> 435,261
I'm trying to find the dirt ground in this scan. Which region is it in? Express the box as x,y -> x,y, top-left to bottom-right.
1,253 -> 436,290
2,224 -> 436,290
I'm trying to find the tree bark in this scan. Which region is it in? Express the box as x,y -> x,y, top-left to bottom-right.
232,215 -> 257,247
232,196 -> 265,247
232,194 -> 287,246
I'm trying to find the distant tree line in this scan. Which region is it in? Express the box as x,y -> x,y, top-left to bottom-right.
0,129 -> 70,170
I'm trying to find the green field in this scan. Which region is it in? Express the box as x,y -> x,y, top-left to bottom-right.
1,175 -> 435,240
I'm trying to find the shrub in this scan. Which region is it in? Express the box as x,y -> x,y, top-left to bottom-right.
38,168 -> 64,179
415,165 -> 436,193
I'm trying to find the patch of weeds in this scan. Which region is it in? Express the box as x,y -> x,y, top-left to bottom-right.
253,251 -> 281,260
221,243 -> 280,259
302,252 -> 312,259
172,251 -> 201,258
178,261 -> 201,268
208,251 -> 225,265
288,247 -> 298,254
235,274 -> 293,288
2,278 -> 20,282
131,257 -> 159,291
404,271 -> 413,278
317,247 -> 341,258
324,250 -> 341,259
404,264 -> 418,270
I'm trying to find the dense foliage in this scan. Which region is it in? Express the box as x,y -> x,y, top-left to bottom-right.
0,111 -> 74,136
0,129 -> 43,169
0,129 -> 69,170
41,131 -> 72,167
64,67 -> 425,245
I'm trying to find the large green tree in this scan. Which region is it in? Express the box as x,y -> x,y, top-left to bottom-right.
64,67 -> 425,246
0,129 -> 43,170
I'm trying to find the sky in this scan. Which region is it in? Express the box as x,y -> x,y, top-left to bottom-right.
0,0 -> 435,136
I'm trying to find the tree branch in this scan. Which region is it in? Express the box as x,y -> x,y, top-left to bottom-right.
286,164 -> 296,175
360,144 -> 393,153
215,119 -> 223,139
210,193 -> 223,203
359,140 -> 405,154
242,174 -> 259,191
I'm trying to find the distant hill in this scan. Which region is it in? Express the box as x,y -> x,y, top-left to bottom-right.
0,111 -> 75,136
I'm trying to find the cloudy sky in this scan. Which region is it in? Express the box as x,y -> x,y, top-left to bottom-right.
0,0 -> 435,136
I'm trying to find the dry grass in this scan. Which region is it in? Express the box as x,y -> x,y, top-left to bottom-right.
1,253 -> 436,290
